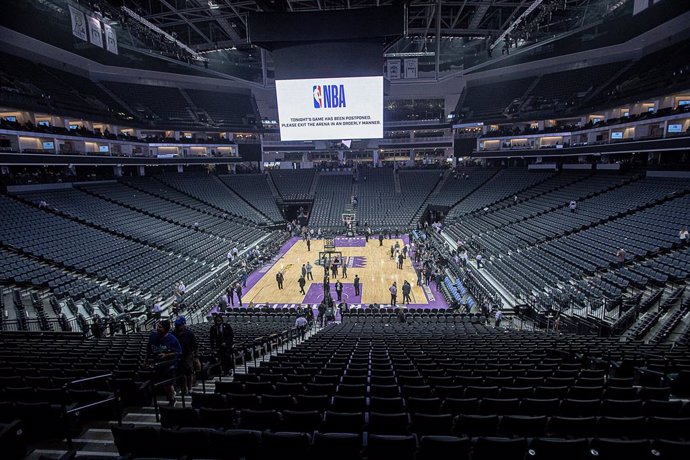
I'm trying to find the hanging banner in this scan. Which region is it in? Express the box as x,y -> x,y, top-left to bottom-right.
104,23 -> 119,55
387,60 -> 401,80
68,5 -> 88,42
404,58 -> 418,79
88,15 -> 104,48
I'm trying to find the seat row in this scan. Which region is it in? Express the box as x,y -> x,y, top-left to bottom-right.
112,424 -> 690,460
211,380 -> 674,401
159,405 -> 690,441
192,390 -> 687,416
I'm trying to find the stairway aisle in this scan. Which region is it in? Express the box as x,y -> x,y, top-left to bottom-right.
25,325 -> 322,459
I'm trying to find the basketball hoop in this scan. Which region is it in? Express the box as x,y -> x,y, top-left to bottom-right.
342,213 -> 356,228
342,213 -> 356,237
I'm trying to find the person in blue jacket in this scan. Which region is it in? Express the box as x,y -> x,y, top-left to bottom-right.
147,319 -> 182,406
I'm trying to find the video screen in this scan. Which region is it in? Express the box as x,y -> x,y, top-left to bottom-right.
42,141 -> 55,149
668,124 -> 683,133
99,145 -> 109,152
611,132 -> 623,139
276,76 -> 383,141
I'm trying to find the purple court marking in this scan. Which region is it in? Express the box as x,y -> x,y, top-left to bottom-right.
243,237 -> 300,292
230,235 -> 449,310
302,282 -> 362,304
349,256 -> 367,268
334,236 -> 367,247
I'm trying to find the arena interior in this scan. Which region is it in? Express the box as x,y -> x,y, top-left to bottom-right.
1,0 -> 690,459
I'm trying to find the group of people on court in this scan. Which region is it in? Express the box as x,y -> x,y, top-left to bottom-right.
267,231 -> 429,309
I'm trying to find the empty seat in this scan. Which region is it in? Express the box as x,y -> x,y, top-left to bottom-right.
410,413 -> 453,436
111,424 -> 160,458
310,432 -> 361,460
528,437 -> 589,460
520,398 -> 560,416
596,416 -> 646,439
651,439 -> 690,460
473,436 -> 527,460
547,416 -> 597,438
208,429 -> 261,460
366,434 -> 417,460
199,407 -> 235,429
260,431 -> 311,459
239,409 -> 281,431
499,415 -> 548,437
416,435 -> 471,460
452,414 -> 499,437
369,396 -> 406,413
282,410 -> 322,433
320,411 -> 364,434
588,438 -> 652,460
367,412 -> 409,435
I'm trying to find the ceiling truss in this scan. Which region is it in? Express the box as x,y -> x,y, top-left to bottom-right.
113,0 -> 596,51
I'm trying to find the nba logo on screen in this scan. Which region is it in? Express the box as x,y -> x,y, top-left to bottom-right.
313,85 -> 323,108
312,84 -> 346,108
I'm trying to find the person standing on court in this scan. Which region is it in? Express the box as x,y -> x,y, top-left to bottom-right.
389,282 -> 397,306
298,274 -> 306,295
353,274 -> 361,296
402,280 -> 411,304
335,280 -> 343,302
398,253 -> 404,270
379,233 -> 384,246
301,264 -> 307,279
306,238 -> 311,251
305,262 -> 313,280
342,261 -> 348,279
276,271 -> 284,290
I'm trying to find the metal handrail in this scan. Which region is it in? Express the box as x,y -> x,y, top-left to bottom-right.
150,372 -> 187,422
62,373 -> 121,450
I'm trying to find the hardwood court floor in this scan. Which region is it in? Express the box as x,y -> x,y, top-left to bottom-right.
242,238 -> 428,306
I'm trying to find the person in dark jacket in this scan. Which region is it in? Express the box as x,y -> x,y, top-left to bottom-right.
173,316 -> 198,394
209,314 -> 234,375
402,280 -> 412,305
317,302 -> 327,327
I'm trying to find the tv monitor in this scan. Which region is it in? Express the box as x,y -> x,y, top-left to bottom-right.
4,116 -> 17,122
275,76 -> 383,141
611,132 -> 623,139
668,124 -> 683,133
37,121 -> 50,127
98,145 -> 109,153
42,141 -> 55,150
68,124 -> 78,130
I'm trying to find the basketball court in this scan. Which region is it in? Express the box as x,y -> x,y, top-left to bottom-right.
241,235 -> 448,308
